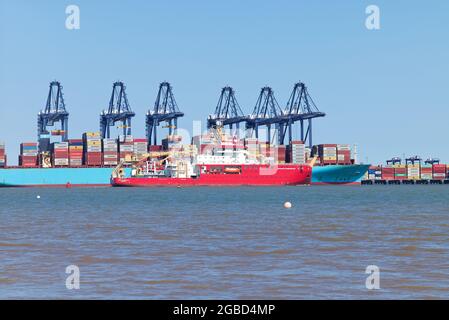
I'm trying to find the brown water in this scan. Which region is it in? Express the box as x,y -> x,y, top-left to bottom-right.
0,185 -> 449,299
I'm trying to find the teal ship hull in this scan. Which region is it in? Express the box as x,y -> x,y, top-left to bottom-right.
0,167 -> 129,187
0,165 -> 369,187
312,164 -> 370,185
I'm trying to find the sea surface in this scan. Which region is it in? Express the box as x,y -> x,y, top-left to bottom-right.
0,185 -> 449,299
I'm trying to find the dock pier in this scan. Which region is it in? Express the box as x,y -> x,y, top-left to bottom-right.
362,179 -> 449,185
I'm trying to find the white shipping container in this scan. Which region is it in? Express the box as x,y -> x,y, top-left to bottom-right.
337,144 -> 351,149
54,159 -> 69,166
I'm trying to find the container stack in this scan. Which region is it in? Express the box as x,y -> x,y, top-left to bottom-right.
259,142 -> 271,158
381,166 -> 394,180
274,145 -> 286,164
133,138 -> 148,160
51,142 -> 69,166
193,133 -> 219,155
288,141 -> 306,164
0,142 -> 5,167
83,132 -> 102,166
219,136 -> 236,157
407,164 -> 420,180
337,144 -> 351,165
432,164 -> 447,180
244,138 -> 259,159
102,138 -> 118,166
367,166 -> 382,180
118,135 -> 134,162
393,165 -> 407,180
68,139 -> 83,167
420,164 -> 433,180
318,144 -> 337,165
19,142 -> 38,167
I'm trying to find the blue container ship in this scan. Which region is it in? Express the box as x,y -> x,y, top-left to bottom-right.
0,165 -> 368,187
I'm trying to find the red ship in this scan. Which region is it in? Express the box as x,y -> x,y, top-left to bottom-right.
111,163 -> 312,187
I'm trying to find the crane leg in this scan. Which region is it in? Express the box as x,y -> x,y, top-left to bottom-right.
64,117 -> 69,141
127,118 -> 132,136
153,123 -> 157,145
147,123 -> 153,145
107,122 -> 110,139
308,119 -> 313,148
267,126 -> 271,143
288,122 -> 292,145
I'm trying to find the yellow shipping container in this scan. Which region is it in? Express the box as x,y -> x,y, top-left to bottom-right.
84,132 -> 100,137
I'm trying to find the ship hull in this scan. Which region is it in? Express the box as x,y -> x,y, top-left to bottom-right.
312,164 -> 370,185
0,167 -> 130,187
112,164 -> 312,187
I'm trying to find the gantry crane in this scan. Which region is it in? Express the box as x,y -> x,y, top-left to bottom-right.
146,82 -> 184,145
425,158 -> 440,165
406,156 -> 422,166
100,81 -> 135,139
386,157 -> 402,166
280,82 -> 325,148
37,81 -> 69,152
245,87 -> 285,144
207,87 -> 248,137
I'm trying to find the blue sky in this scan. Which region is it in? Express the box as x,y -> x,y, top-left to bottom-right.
1,0 -> 448,164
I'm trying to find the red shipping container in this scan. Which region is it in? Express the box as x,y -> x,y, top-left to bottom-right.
19,155 -> 38,167
433,164 -> 446,173
149,145 -> 163,152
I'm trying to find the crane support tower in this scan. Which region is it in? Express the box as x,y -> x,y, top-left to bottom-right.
100,81 -> 135,139
281,82 -> 325,148
146,82 -> 184,145
246,87 -> 285,144
37,81 -> 69,152
207,87 -> 247,136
